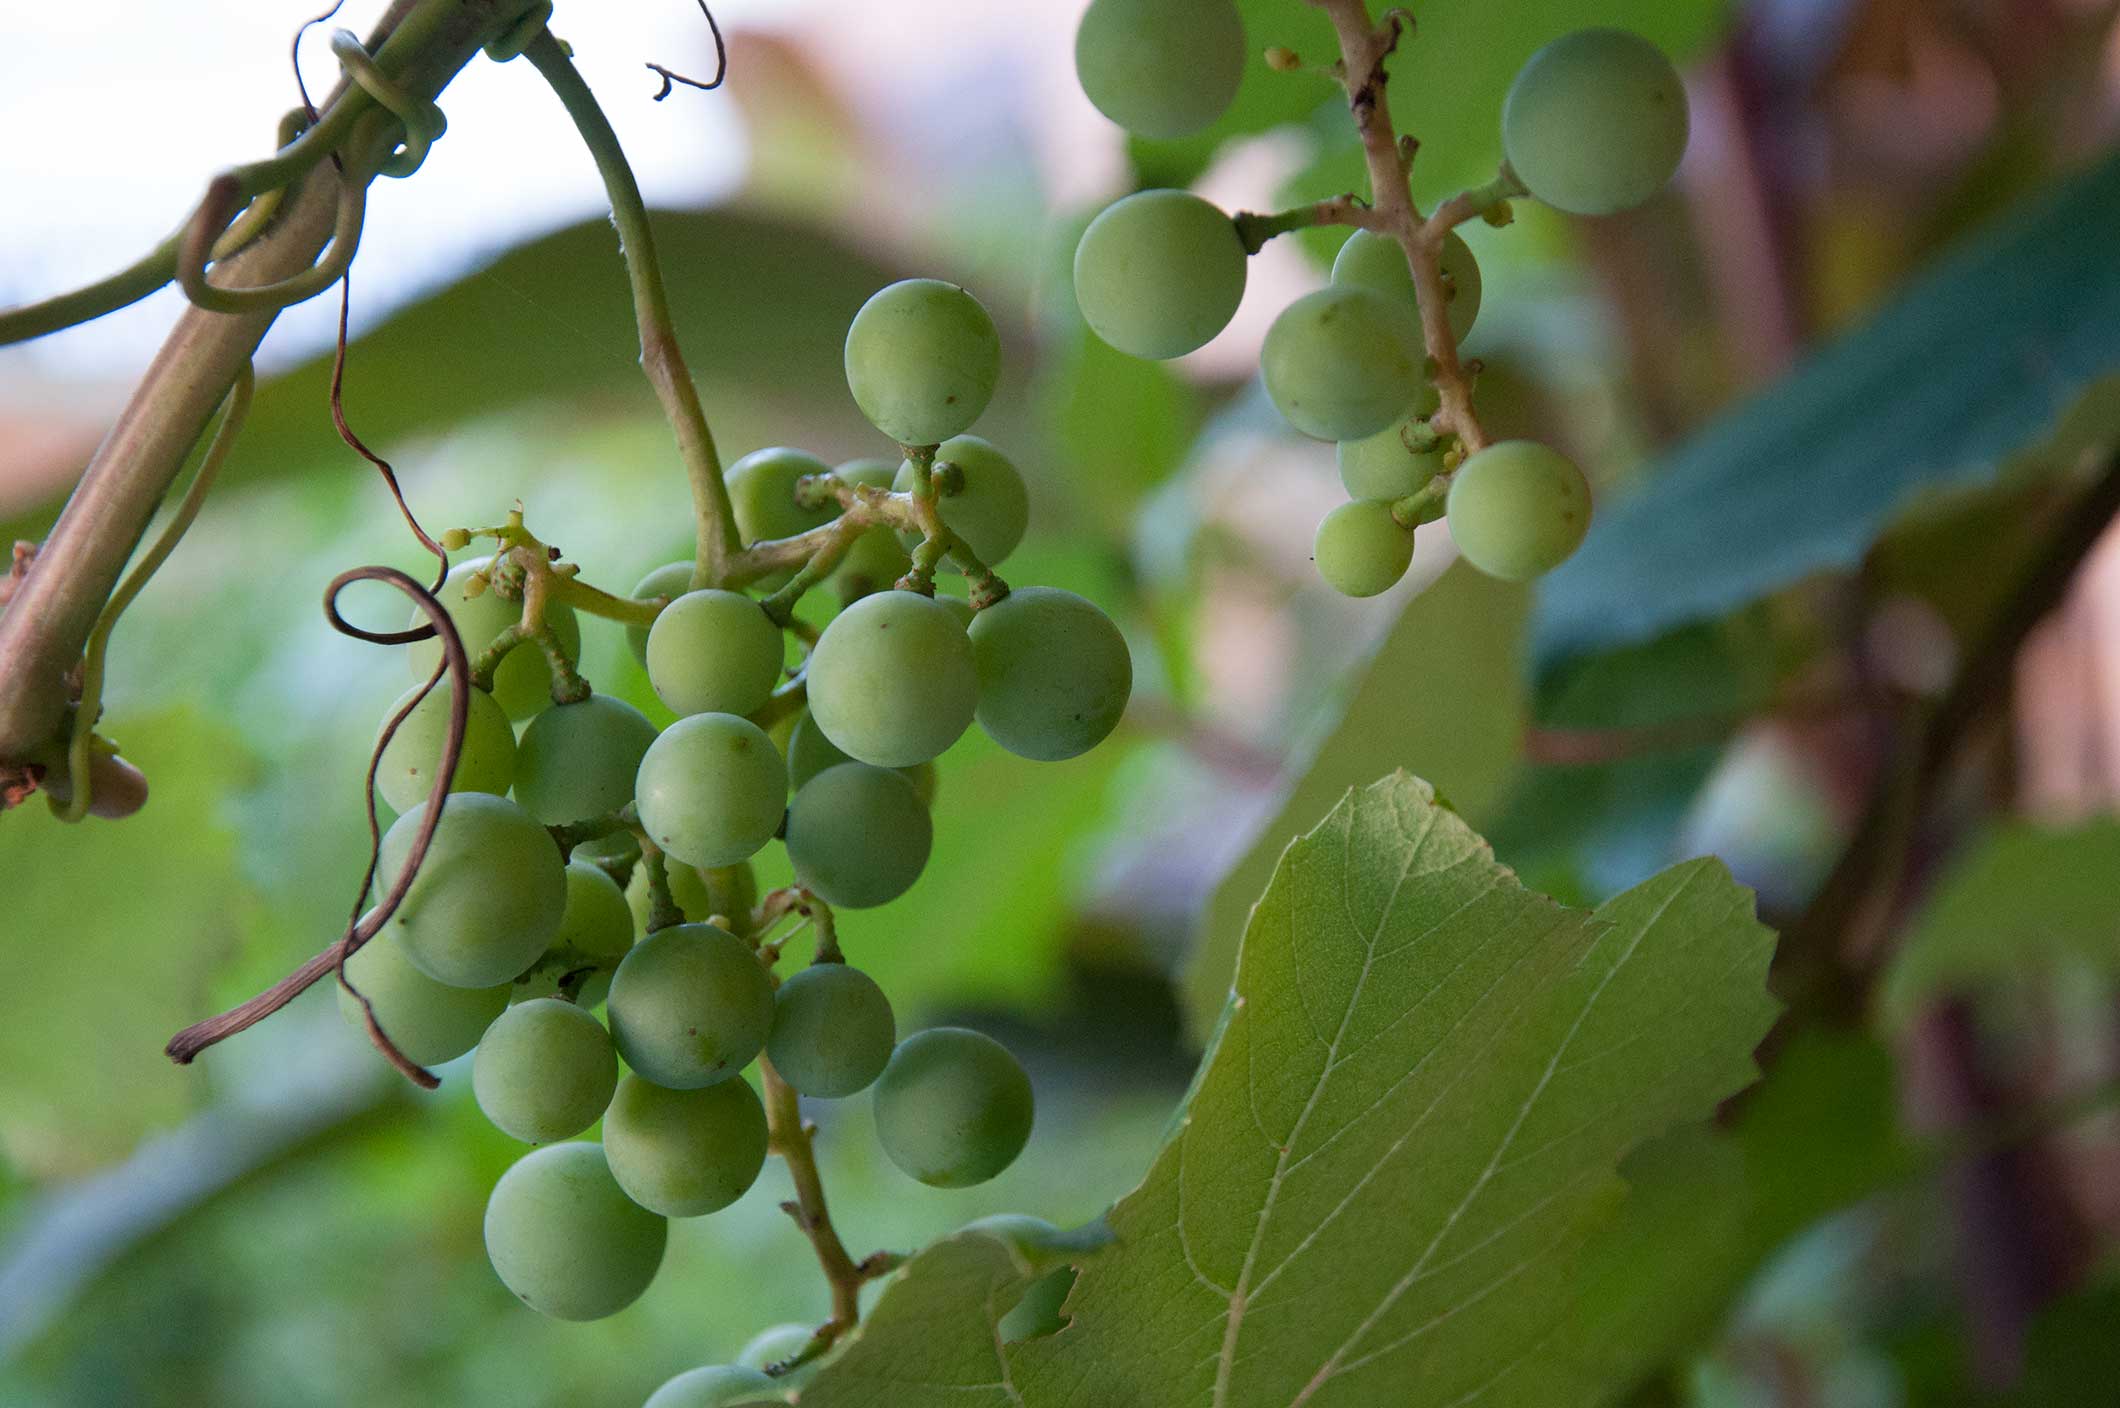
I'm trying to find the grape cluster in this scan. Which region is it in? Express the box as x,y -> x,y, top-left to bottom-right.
1072,11 -> 1690,597
332,279 -> 1131,1392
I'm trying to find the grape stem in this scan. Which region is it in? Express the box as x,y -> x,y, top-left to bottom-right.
759,1055 -> 882,1369
1230,195 -> 1380,254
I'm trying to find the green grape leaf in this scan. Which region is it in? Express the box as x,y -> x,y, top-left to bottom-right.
1183,561 -> 1530,1037
1877,818 -> 2120,1031
1535,150 -> 2120,670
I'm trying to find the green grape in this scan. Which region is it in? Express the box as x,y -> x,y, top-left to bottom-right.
738,1324 -> 821,1387
805,591 -> 977,767
373,679 -> 517,816
766,963 -> 897,1097
336,925 -> 507,1066
1502,29 -> 1689,216
891,435 -> 1028,571
871,1027 -> 1034,1188
831,458 -> 911,602
1445,439 -> 1593,581
634,713 -> 787,868
602,1073 -> 768,1217
784,764 -> 932,909
1000,1268 -> 1076,1342
514,860 -> 635,1007
1314,499 -> 1415,598
473,998 -> 619,1144
843,280 -> 999,446
606,923 -> 775,1088
626,560 -> 697,664
1337,415 -> 1445,502
1260,286 -> 1425,442
1330,227 -> 1483,345
1073,189 -> 1247,359
642,1365 -> 780,1408
1074,0 -> 1244,139
406,557 -> 582,721
483,1142 -> 666,1321
725,447 -> 837,546
377,793 -> 566,988
967,587 -> 1132,762
513,693 -> 658,826
646,590 -> 784,718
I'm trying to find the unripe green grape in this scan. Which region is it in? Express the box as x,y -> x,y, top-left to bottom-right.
766,963 -> 897,1097
514,860 -> 635,1007
1337,415 -> 1445,501
831,458 -> 911,602
607,923 -> 775,1088
1502,29 -> 1689,216
1445,439 -> 1593,581
806,591 -> 978,767
643,1365 -> 779,1408
968,587 -> 1132,762
1074,0 -> 1244,139
634,714 -> 787,868
892,436 -> 1029,571
1314,499 -> 1415,598
738,1324 -> 821,1387
602,1073 -> 768,1217
1261,286 -> 1425,442
406,557 -> 582,721
785,764 -> 931,909
483,1142 -> 666,1321
473,998 -> 619,1143
1000,1268 -> 1076,1342
843,280 -> 1000,446
646,590 -> 784,718
1073,189 -> 1247,359
373,679 -> 516,816
871,1027 -> 1034,1188
513,693 -> 658,826
377,793 -> 566,988
336,924 -> 507,1066
1330,227 -> 1483,345
627,560 -> 696,664
725,447 -> 837,546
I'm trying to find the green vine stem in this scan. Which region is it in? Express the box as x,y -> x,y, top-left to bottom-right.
519,29 -> 741,591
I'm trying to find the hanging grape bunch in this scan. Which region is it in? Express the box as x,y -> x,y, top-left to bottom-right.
1072,1 -> 1690,596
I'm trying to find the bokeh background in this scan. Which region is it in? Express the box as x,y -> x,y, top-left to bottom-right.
4,1 -> 2120,1405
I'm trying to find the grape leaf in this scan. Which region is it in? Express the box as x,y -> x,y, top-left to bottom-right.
797,772 -> 1778,1407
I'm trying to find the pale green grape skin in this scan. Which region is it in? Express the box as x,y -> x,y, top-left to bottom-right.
602,1074 -> 768,1217
1314,500 -> 1415,598
607,923 -> 775,1088
786,712 -> 933,805
1000,1268 -> 1076,1342
831,458 -> 911,602
627,560 -> 697,664
805,591 -> 978,767
891,436 -> 1029,571
766,963 -> 897,1097
406,557 -> 581,721
473,998 -> 619,1144
634,714 -> 787,868
1502,29 -> 1689,217
483,1142 -> 666,1321
968,587 -> 1132,762
738,1324 -> 821,1387
1074,0 -> 1244,139
643,1365 -> 780,1408
1330,227 -> 1483,345
1073,190 -> 1247,359
513,693 -> 658,826
871,1028 -> 1034,1188
725,447 -> 837,546
513,860 -> 634,1006
1337,416 -> 1445,502
1445,440 -> 1594,581
1260,286 -> 1425,442
377,793 -> 567,988
373,680 -> 516,816
646,590 -> 785,718
784,764 -> 932,909
844,280 -> 999,445
336,925 -> 507,1066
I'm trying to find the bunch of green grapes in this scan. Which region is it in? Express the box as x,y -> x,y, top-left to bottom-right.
330,278 -> 1130,1390
1069,17 -> 1689,597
